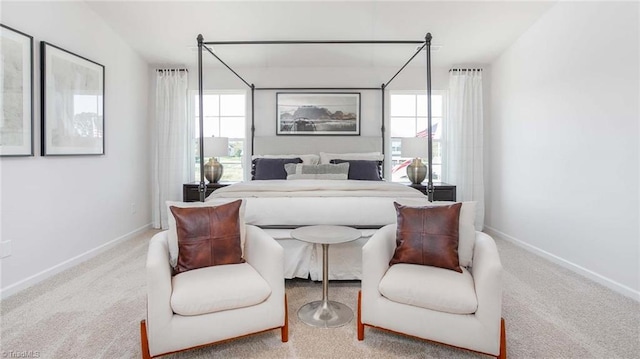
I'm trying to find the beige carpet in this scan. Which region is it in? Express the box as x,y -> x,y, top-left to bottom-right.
1,229 -> 638,358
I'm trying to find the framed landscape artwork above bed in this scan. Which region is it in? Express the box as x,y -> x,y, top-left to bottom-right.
276,92 -> 360,136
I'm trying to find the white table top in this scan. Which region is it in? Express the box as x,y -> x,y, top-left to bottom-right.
291,225 -> 361,245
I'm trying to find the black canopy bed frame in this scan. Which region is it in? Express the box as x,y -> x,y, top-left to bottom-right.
195,33 -> 435,202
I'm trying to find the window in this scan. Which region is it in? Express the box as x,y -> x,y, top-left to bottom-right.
192,92 -> 246,182
389,92 -> 445,183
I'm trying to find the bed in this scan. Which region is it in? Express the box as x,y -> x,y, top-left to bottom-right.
192,33 -> 439,280
206,179 -> 431,280
194,33 -> 438,200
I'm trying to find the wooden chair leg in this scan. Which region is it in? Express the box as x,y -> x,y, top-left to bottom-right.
281,294 -> 289,342
140,320 -> 152,359
357,290 -> 364,341
498,318 -> 506,359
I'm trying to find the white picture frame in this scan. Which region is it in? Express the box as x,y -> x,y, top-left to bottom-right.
41,41 -> 105,155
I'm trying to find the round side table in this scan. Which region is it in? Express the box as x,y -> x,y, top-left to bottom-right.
291,225 -> 361,328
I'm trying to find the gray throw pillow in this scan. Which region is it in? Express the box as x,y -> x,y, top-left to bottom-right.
284,163 -> 349,180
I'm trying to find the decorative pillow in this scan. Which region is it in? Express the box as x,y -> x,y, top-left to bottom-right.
251,157 -> 302,180
170,200 -> 244,274
251,154 -> 319,165
330,159 -> 382,181
284,163 -> 349,180
389,202 -> 463,273
417,201 -> 476,267
166,199 -> 247,269
319,151 -> 384,164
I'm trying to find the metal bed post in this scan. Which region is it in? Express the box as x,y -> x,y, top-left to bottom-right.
254,87 -> 380,91
380,83 -> 386,178
197,36 -> 433,183
380,40 -> 428,185
204,40 -> 424,46
197,34 -> 206,202
198,36 -> 253,189
425,33 -> 434,202
251,84 -> 255,156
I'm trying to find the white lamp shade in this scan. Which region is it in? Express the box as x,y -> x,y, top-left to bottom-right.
401,137 -> 428,158
204,137 -> 229,157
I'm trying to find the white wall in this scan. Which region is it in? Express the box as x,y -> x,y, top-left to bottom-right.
185,64 -> 450,178
0,2 -> 151,296
488,2 -> 639,298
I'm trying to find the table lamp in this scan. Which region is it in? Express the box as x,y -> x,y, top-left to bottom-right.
203,137 -> 229,183
401,137 -> 428,184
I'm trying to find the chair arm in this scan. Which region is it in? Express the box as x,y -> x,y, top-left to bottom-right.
362,224 -> 397,297
471,232 -> 503,323
146,231 -> 174,327
244,225 -> 285,294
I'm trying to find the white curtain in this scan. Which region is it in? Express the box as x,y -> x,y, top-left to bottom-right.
443,69 -> 485,230
152,70 -> 189,229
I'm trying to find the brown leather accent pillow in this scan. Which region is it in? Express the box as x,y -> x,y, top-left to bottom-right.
170,200 -> 244,274
389,202 -> 463,273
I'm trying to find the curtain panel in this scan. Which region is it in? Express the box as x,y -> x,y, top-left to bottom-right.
444,69 -> 485,230
152,70 -> 189,229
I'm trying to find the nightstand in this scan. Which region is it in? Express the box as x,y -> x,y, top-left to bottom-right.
182,182 -> 233,202
408,183 -> 457,201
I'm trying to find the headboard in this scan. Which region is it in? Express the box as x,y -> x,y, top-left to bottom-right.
253,136 -> 383,156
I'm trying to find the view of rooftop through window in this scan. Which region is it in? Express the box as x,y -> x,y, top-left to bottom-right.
390,92 -> 444,183
192,92 -> 245,182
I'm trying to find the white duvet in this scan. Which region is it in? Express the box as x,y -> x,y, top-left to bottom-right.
206,180 -> 430,227
208,179 -> 424,198
205,179 -> 432,280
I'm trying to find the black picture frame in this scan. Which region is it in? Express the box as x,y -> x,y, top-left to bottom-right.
41,41 -> 105,156
276,92 -> 361,136
0,24 -> 34,156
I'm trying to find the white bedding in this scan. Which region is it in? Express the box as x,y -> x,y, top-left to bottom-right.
205,180 -> 430,280
208,179 -> 423,198
206,180 -> 429,227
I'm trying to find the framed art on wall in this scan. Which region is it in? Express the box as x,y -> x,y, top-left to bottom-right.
0,24 -> 34,156
41,41 -> 105,155
276,92 -> 360,136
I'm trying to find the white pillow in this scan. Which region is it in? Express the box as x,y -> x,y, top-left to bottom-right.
429,201 -> 476,268
319,151 -> 384,164
166,199 -> 246,268
251,154 -> 319,165
284,163 -> 349,180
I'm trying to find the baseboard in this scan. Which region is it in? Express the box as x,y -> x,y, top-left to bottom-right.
483,225 -> 640,302
0,223 -> 152,299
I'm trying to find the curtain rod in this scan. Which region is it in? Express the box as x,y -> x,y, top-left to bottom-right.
449,68 -> 483,72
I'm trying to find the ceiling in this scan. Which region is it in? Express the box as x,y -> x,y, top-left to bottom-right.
85,0 -> 556,69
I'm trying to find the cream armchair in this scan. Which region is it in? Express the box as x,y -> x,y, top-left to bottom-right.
358,224 -> 506,358
140,225 -> 288,358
